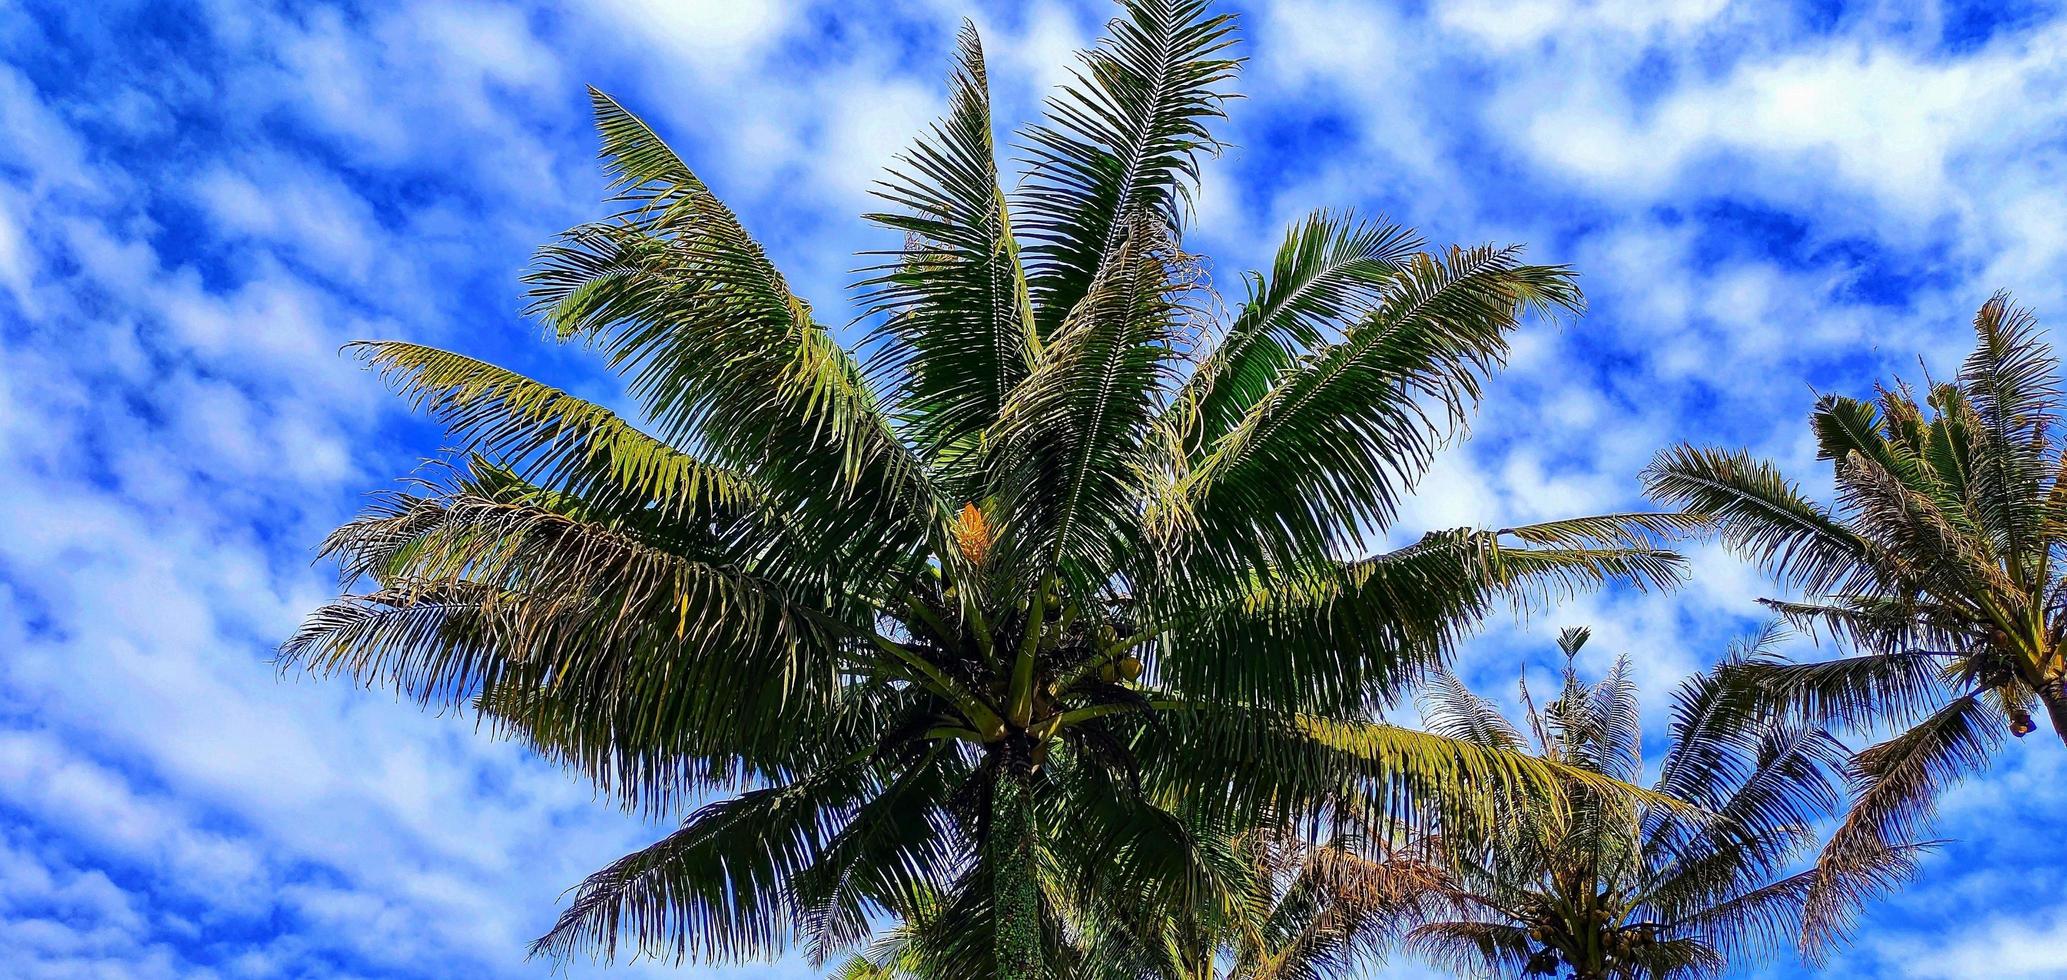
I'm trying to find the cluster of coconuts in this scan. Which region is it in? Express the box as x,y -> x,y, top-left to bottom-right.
1522,919 -> 1568,976
1978,627 -> 2039,737
1099,624 -> 1145,686
1098,658 -> 1144,683
1600,923 -> 1661,966
1018,598 -> 1143,685
1521,903 -> 1653,977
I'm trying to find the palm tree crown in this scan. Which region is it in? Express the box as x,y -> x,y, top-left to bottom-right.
284,2 -> 1686,974
1405,628 -> 1916,979
1643,293 -> 2066,932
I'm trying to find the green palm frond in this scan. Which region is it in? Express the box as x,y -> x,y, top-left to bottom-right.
861,23 -> 1037,483
1175,247 -> 1581,565
1149,705 -> 1686,846
1962,292 -> 2058,564
530,763 -> 875,964
289,488 -> 846,809
532,90 -> 939,573
350,341 -> 761,520
1642,444 -> 1878,596
1650,641 -> 1776,810
1755,594 -> 1954,655
1017,0 -> 1240,333
1164,523 -> 1683,715
792,750 -> 969,964
1724,649 -> 1956,732
989,213 -> 1185,587
1171,211 -> 1420,456
1499,512 -> 1713,549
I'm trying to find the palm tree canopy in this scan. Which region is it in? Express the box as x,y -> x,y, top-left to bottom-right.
284,1 -> 1689,972
1406,627 -> 1920,979
1642,293 -> 2064,939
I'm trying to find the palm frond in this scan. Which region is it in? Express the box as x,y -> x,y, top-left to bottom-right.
1960,292 -> 2058,575
989,215 -> 1183,586
1579,654 -> 1644,783
1170,211 -> 1420,456
1824,692 -> 2001,860
1791,841 -> 1928,963
794,751 -> 969,964
1642,443 -> 1879,596
861,24 -> 1037,483
531,90 -> 940,577
349,341 -> 761,521
529,764 -> 872,964
1802,694 -> 1999,950
1419,670 -> 1525,751
1164,525 -> 1683,715
1176,247 -> 1580,564
1403,920 -> 1533,977
286,490 -> 846,809
1723,649 -> 1955,732
1148,704 -> 1687,846
1016,0 -> 1240,333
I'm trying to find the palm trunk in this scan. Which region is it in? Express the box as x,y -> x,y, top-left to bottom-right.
993,753 -> 1039,980
2038,677 -> 2067,748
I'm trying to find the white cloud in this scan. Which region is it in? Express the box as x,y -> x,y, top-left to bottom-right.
191,163 -> 386,284
0,196 -> 31,308
593,0 -> 795,73
1436,0 -> 1728,52
1898,912 -> 2067,979
1505,16 -> 2067,257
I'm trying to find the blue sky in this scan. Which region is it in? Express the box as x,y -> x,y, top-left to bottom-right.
2,0 -> 2065,976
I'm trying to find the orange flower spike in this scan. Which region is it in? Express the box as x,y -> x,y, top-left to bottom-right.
953,501 -> 993,567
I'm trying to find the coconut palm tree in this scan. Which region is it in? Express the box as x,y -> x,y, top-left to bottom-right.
1642,293 -> 2064,939
284,2 -> 1687,974
1404,627 -> 1917,979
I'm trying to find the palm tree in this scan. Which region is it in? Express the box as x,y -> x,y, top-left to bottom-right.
1404,627 -> 1916,979
284,2 -> 1686,974
1642,293 -> 2064,938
